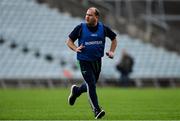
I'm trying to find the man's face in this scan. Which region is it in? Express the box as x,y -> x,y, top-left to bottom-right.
85,8 -> 98,26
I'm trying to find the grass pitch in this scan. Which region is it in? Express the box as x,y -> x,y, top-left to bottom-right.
0,87 -> 180,120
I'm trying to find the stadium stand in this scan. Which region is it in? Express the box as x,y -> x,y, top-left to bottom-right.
0,0 -> 180,87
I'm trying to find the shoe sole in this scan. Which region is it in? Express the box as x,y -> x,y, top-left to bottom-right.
68,85 -> 76,105
95,110 -> 105,119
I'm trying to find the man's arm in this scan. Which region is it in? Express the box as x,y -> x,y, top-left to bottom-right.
103,25 -> 117,59
106,38 -> 117,59
66,38 -> 84,52
109,38 -> 117,53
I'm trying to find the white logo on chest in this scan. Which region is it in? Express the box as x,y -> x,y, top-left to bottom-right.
91,34 -> 98,37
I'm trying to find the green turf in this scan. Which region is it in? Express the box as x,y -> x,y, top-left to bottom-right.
0,87 -> 180,120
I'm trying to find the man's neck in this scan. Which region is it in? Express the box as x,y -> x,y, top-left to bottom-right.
87,22 -> 98,27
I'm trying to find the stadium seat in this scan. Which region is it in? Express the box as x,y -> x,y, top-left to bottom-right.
0,0 -> 180,81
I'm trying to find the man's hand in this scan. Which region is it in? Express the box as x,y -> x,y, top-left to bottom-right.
106,51 -> 114,59
75,44 -> 85,52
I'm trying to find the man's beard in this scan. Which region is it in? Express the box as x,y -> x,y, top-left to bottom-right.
86,21 -> 97,27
